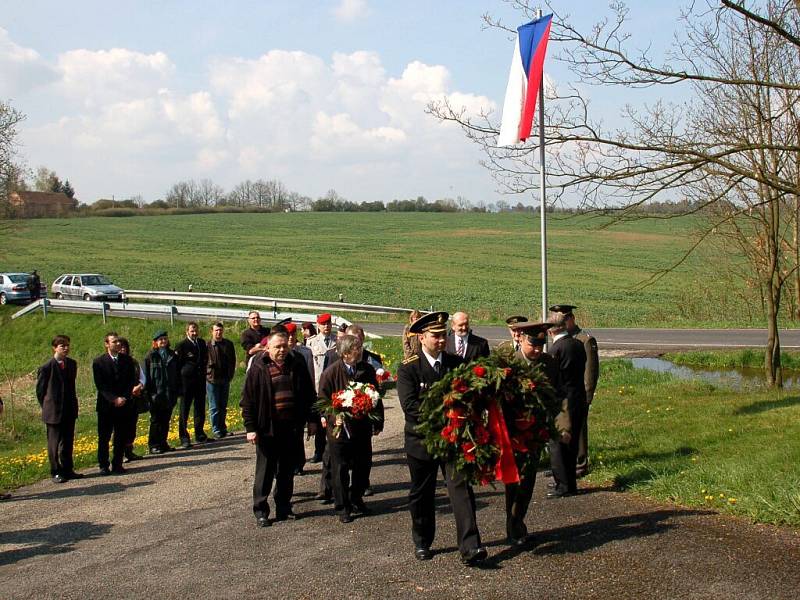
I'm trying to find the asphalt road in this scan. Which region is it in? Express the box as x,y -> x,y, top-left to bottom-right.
1,390 -> 799,599
365,324 -> 800,352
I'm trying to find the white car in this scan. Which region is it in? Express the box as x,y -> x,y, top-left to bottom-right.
51,273 -> 124,302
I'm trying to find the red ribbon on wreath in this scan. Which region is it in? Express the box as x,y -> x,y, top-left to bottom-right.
487,400 -> 520,484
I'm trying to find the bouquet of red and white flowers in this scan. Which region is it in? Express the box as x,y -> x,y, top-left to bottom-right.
316,381 -> 382,439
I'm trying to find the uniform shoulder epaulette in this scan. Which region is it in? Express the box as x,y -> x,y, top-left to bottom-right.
402,354 -> 420,364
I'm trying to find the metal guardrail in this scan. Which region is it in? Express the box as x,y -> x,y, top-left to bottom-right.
11,299 -> 334,327
123,290 -> 412,316
9,299 -> 391,339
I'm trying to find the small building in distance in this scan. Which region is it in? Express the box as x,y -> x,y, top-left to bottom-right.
8,191 -> 77,218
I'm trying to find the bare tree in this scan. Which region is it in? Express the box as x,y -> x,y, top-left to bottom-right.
429,0 -> 800,386
0,100 -> 26,219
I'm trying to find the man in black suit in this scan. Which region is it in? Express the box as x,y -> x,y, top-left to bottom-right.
176,321 -> 210,447
546,309 -> 587,498
93,331 -> 138,475
36,334 -> 83,483
397,311 -> 487,566
446,311 -> 490,361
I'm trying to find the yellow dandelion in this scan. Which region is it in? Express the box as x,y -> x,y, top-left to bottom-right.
719,493 -> 725,498
728,498 -> 737,504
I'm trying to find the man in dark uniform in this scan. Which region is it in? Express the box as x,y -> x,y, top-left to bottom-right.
504,315 -> 528,352
550,305 -> 600,478
175,321 -> 210,447
93,331 -> 138,475
397,311 -> 487,566
506,323 -> 571,543
546,309 -> 587,498
446,311 -> 490,360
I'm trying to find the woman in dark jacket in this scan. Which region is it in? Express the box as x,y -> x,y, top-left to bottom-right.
145,330 -> 181,454
318,334 -> 383,524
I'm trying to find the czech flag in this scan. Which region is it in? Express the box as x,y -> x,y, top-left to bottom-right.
498,14 -> 553,147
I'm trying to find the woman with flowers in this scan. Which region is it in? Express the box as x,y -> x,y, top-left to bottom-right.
317,334 -> 383,523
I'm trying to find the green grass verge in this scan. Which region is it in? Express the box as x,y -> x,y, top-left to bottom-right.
666,349 -> 800,371
587,359 -> 800,526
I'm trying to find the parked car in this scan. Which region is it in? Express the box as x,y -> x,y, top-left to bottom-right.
0,273 -> 47,305
51,273 -> 124,302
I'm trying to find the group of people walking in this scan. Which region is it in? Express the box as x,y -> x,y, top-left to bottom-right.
30,305 -> 598,567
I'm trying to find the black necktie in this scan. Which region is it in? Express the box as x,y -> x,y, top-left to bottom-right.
433,360 -> 441,376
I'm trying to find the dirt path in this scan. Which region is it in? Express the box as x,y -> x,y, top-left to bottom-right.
1,390 -> 799,599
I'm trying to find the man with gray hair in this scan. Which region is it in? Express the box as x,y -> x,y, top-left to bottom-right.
546,308 -> 587,499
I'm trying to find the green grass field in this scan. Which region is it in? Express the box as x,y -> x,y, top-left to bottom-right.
0,212 -> 759,327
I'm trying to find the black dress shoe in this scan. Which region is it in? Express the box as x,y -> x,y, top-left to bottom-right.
196,435 -> 211,443
507,534 -> 530,547
294,467 -> 305,476
180,441 -> 193,450
52,474 -> 66,484
362,487 -> 374,497
339,513 -> 354,524
275,511 -> 298,522
546,489 -> 573,499
351,501 -> 371,515
65,471 -> 84,480
461,547 -> 488,566
309,454 -> 322,463
163,445 -> 176,452
256,517 -> 271,528
149,447 -> 163,455
111,466 -> 127,475
414,547 -> 432,561
99,467 -> 112,476
124,451 -> 143,462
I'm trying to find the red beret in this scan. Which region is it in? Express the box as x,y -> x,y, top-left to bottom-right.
317,313 -> 332,324
285,323 -> 297,334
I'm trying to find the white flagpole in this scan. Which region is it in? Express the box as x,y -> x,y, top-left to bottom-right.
536,8 -> 548,323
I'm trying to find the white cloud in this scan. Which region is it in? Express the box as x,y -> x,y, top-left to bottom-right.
0,28 -> 58,97
333,0 -> 369,23
57,48 -> 174,108
11,24 -> 497,203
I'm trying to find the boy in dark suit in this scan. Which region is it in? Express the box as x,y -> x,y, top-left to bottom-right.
36,335 -> 82,483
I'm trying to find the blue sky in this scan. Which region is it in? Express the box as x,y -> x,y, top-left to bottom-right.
1,1 -> 684,205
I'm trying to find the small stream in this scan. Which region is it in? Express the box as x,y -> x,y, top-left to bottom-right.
630,357 -> 800,390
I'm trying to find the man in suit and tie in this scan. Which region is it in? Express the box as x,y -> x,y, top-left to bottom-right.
93,331 -> 138,475
546,309 -> 587,498
176,321 -> 210,447
36,334 -> 83,483
550,304 -> 600,478
397,311 -> 487,566
446,311 -> 490,361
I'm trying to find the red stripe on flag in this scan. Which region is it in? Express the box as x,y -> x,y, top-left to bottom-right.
517,19 -> 552,142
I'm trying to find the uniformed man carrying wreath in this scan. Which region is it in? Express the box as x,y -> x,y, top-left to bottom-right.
397,311 -> 487,566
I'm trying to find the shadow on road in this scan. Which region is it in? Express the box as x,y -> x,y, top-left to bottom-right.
131,456 -> 247,475
482,508 -> 709,568
0,521 -> 112,566
10,481 -> 154,502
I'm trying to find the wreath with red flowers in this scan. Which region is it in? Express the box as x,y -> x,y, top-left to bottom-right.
416,348 -> 560,485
